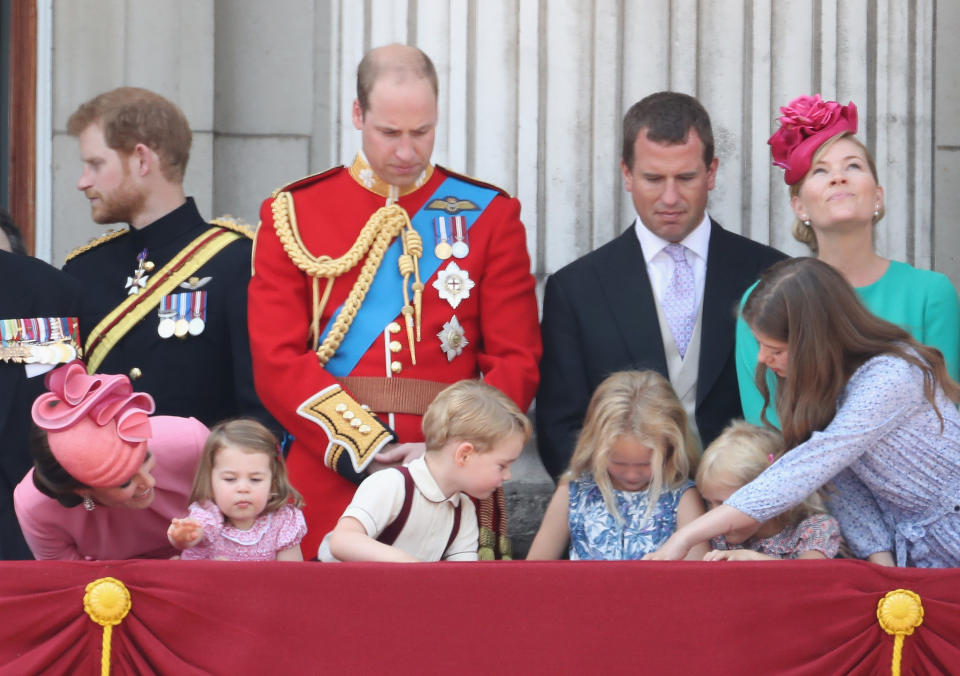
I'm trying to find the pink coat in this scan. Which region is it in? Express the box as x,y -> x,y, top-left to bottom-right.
14,416 -> 207,560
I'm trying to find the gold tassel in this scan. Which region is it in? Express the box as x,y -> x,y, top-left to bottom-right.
876,588 -> 924,676
83,577 -> 132,676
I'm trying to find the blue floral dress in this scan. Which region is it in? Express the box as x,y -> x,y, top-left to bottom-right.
568,476 -> 695,560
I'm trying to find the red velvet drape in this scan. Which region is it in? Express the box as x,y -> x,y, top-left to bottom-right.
1,560 -> 957,675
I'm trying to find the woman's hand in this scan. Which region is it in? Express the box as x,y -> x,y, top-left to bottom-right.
643,534 -> 691,561
168,517 -> 203,549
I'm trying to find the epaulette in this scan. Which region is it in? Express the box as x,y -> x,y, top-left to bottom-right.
270,166 -> 344,199
63,228 -> 128,263
210,215 -> 256,240
436,165 -> 511,198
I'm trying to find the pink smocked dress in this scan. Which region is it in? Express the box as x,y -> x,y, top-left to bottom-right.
180,501 -> 306,561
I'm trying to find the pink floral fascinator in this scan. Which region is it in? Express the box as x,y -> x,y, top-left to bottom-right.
768,94 -> 858,185
31,360 -> 155,487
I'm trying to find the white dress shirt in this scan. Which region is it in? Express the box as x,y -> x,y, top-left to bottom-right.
633,213 -> 712,308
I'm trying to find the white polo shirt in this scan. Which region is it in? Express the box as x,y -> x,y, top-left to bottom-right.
317,456 -> 479,562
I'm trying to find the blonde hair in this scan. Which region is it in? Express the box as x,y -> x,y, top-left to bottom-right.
696,421 -> 826,527
564,371 -> 697,524
422,380 -> 531,453
189,419 -> 303,514
789,132 -> 884,253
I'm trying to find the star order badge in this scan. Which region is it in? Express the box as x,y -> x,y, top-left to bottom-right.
437,316 -> 468,362
432,261 -> 475,309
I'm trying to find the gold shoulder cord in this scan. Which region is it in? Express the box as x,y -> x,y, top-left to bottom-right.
64,229 -> 127,263
271,191 -> 424,366
210,216 -> 256,240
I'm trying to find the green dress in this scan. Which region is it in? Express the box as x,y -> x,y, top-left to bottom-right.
736,260 -> 960,427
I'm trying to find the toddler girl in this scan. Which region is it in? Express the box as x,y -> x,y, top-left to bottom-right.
168,419 -> 306,561
527,370 -> 707,560
697,421 -> 841,561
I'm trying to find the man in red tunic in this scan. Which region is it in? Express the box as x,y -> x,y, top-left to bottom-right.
249,44 -> 541,558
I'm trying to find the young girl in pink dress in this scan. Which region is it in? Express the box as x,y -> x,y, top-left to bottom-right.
168,419 -> 306,561
696,421 -> 841,561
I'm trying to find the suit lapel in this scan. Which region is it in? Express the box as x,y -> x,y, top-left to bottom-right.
590,227 -> 667,373
697,220 -> 738,404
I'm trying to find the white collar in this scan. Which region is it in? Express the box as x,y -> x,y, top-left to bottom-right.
407,456 -> 462,506
634,212 -> 712,265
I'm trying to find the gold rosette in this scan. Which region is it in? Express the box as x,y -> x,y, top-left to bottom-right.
83,577 -> 132,675
876,588 -> 924,676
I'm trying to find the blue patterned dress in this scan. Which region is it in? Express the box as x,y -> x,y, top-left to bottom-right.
568,476 -> 695,560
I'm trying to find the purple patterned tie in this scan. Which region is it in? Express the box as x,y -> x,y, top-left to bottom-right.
662,244 -> 696,358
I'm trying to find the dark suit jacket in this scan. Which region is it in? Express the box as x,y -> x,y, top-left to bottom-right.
536,219 -> 787,478
0,250 -> 81,559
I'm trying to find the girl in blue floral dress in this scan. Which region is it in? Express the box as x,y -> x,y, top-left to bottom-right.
527,370 -> 707,560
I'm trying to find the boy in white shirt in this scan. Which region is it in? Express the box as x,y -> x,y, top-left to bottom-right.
318,380 -> 531,562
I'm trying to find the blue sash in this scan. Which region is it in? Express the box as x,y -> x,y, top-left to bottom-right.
323,176 -> 497,375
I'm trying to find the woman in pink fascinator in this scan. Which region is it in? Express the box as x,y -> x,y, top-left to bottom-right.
13,361 -> 208,560
735,94 -> 960,428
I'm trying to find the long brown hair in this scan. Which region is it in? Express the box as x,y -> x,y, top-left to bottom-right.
565,370 -> 698,524
742,258 -> 960,449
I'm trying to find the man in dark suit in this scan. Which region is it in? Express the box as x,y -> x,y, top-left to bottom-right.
0,244 -> 81,558
536,92 -> 786,479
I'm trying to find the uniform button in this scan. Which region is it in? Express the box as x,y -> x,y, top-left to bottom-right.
390,360 -> 403,374
389,340 -> 402,353
387,322 -> 401,334
129,367 -> 142,380
342,410 -> 355,420
360,404 -> 370,411
350,418 -> 362,428
143,261 -> 156,272
335,403 -> 347,413
359,424 -> 371,435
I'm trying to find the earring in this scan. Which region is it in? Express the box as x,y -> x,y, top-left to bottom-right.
802,217 -> 812,228
874,203 -> 880,218
83,494 -> 95,512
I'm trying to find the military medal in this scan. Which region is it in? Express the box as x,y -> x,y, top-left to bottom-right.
125,248 -> 151,295
450,216 -> 470,258
437,315 -> 468,361
433,217 -> 453,260
174,293 -> 190,338
432,261 -> 475,309
0,316 -> 81,364
188,291 -> 207,336
157,295 -> 176,338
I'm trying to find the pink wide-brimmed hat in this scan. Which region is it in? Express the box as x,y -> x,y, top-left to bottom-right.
31,361 -> 155,487
768,94 -> 858,185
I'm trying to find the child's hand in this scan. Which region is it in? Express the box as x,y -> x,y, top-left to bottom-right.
703,549 -> 772,562
168,518 -> 203,549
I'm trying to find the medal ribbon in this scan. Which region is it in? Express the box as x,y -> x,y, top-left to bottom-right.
321,175 -> 497,376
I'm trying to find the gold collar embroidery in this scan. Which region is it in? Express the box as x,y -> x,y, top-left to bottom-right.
348,152 -> 433,204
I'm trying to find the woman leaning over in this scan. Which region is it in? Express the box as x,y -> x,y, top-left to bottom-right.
648,258 -> 960,567
736,95 -> 960,426
13,361 -> 207,560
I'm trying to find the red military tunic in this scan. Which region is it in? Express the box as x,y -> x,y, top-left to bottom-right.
249,156 -> 541,557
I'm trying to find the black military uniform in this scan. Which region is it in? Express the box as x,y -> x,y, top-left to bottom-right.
63,197 -> 271,428
0,250 -> 81,559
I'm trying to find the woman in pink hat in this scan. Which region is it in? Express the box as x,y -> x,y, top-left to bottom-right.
13,361 -> 208,560
736,94 -> 960,428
